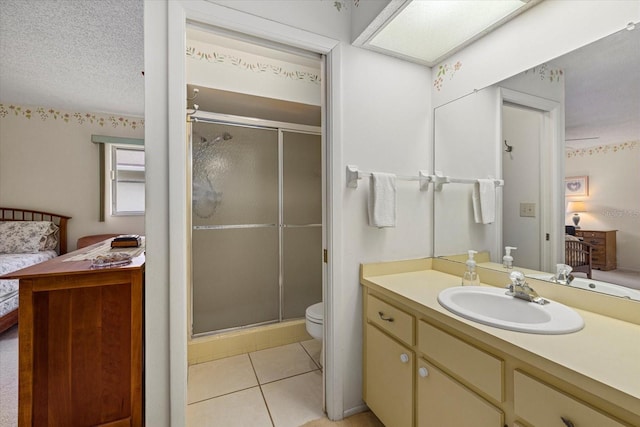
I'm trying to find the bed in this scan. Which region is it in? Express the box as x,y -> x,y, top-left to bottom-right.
0,207 -> 71,333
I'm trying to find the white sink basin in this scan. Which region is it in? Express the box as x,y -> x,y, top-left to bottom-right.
437,286 -> 584,334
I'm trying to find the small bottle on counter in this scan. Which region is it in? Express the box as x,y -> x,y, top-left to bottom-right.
503,246 -> 517,269
462,250 -> 480,286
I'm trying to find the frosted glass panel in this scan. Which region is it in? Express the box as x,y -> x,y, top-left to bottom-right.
192,228 -> 279,334
282,226 -> 322,319
283,131 -> 322,225
192,122 -> 278,226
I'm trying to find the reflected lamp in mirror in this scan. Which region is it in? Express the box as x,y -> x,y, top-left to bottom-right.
567,201 -> 587,229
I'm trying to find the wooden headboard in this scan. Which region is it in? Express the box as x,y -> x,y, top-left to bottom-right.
0,207 -> 72,254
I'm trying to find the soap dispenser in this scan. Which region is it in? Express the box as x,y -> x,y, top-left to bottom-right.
503,246 -> 517,269
462,250 -> 480,286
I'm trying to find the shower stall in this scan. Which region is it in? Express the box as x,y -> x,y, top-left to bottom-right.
189,113 -> 322,337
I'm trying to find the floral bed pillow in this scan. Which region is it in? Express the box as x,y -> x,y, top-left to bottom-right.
0,221 -> 60,254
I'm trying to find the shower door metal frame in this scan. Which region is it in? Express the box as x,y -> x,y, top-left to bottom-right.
188,110 -> 322,338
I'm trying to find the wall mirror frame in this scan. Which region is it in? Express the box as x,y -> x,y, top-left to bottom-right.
433,23 -> 640,301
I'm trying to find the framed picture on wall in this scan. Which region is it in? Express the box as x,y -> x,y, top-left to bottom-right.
565,176 -> 589,197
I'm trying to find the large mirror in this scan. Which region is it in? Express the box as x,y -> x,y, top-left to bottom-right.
434,25 -> 640,300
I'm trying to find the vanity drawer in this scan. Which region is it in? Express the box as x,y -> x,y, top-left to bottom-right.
367,294 -> 414,345
514,370 -> 626,427
418,321 -> 503,402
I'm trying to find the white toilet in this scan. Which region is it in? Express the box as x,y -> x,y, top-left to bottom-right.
305,302 -> 324,367
305,302 -> 323,340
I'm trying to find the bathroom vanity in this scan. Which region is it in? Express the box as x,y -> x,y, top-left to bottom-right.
361,258 -> 640,427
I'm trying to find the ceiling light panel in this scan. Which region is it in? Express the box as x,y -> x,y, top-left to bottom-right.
369,0 -> 532,66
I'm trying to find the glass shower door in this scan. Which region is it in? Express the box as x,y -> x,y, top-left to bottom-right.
282,131 -> 322,319
191,121 -> 279,335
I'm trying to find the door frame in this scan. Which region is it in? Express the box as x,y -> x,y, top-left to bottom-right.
499,88 -> 563,273
167,1 -> 342,425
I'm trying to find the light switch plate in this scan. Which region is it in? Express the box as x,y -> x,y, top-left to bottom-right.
520,202 -> 536,217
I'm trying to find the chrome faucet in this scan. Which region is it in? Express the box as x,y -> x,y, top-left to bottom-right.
552,264 -> 574,285
506,271 -> 549,305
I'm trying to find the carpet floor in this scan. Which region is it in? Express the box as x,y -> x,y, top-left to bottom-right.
0,325 -> 18,427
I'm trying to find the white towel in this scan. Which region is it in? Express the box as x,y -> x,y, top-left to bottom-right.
368,172 -> 397,228
472,179 -> 496,224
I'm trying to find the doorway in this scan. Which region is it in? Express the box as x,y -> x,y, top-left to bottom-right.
183,22 -> 329,423
502,103 -> 544,270
500,88 -> 563,273
165,3 -> 341,423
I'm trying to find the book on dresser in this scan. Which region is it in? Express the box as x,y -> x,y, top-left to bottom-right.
111,234 -> 142,248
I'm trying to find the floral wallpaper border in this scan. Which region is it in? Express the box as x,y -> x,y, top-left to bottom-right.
434,61 -> 462,91
332,0 -> 359,12
524,63 -> 563,83
187,46 -> 321,85
0,104 -> 144,129
566,140 -> 639,158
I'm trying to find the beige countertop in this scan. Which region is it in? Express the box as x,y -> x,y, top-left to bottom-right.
361,260 -> 640,419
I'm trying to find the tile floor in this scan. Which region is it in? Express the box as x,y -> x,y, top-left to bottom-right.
187,339 -> 324,427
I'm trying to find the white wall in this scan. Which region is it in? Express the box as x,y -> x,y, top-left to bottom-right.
433,87 -> 500,259
0,104 -> 145,250
566,142 -> 640,271
143,1 -> 171,424
431,1 -> 640,107
340,43 -> 432,412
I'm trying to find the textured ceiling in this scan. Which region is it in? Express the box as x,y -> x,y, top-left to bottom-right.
0,0 -> 144,117
553,26 -> 640,148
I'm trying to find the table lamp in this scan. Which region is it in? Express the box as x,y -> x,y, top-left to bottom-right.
567,201 -> 587,229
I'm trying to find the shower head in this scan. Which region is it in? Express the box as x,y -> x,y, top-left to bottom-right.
201,132 -> 233,146
213,132 -> 233,143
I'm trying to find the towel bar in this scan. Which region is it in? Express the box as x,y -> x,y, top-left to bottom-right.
346,165 -> 431,191
346,165 -> 504,192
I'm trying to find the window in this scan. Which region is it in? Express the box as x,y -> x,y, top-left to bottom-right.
111,145 -> 145,215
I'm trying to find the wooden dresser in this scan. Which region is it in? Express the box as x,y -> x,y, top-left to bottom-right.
3,244 -> 144,426
575,229 -> 617,271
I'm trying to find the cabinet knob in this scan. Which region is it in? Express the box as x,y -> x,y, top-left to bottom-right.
400,353 -> 410,363
418,367 -> 429,377
561,416 -> 575,427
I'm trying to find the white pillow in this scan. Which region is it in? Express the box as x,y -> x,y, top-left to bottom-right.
0,221 -> 60,254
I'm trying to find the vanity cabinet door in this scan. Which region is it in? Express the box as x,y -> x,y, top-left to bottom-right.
514,370 -> 626,427
364,323 -> 414,427
417,359 -> 504,427
418,320 -> 504,403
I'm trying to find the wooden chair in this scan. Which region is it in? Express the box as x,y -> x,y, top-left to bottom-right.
565,239 -> 592,279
